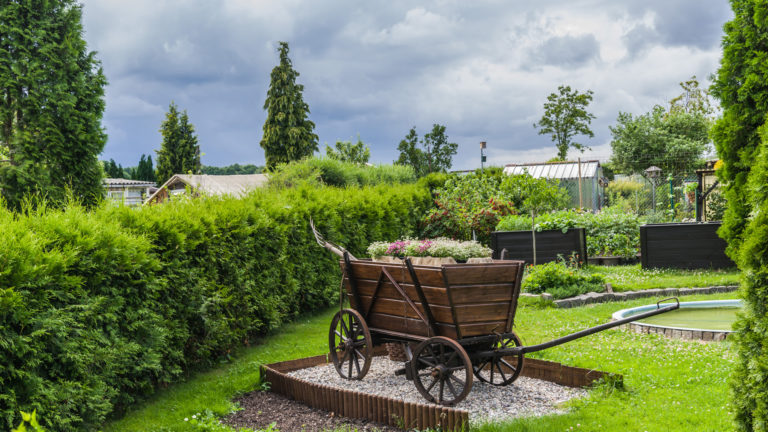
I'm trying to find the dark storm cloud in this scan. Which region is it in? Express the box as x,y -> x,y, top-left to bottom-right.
623,1 -> 732,56
622,25 -> 660,58
532,34 -> 601,68
81,0 -> 733,169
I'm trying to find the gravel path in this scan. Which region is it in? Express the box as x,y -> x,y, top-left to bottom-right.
288,357 -> 587,425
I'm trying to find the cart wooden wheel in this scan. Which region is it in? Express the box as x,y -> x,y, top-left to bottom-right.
473,332 -> 524,386
411,336 -> 473,406
329,308 -> 373,380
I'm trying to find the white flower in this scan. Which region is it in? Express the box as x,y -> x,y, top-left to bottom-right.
184,418 -> 189,421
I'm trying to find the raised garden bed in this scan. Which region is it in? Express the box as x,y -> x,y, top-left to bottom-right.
491,228 -> 587,265
640,222 -> 734,269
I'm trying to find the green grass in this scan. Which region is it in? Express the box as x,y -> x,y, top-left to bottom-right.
106,293 -> 739,432
103,308 -> 339,432
584,264 -> 740,292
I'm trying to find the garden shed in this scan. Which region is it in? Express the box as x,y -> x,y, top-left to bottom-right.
103,178 -> 156,206
503,160 -> 605,211
145,173 -> 268,204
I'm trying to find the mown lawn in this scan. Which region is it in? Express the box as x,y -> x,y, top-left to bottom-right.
584,264 -> 740,292
105,292 -> 738,432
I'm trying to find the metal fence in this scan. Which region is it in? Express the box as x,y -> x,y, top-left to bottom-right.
556,172 -> 725,221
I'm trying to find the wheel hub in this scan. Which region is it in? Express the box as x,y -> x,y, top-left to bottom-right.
431,364 -> 448,378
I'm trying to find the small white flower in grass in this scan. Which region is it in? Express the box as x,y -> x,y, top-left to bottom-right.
192,414 -> 197,419
184,418 -> 188,421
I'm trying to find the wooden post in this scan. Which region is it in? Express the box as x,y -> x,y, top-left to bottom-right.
404,401 -> 412,429
578,157 -> 583,210
531,210 -> 537,265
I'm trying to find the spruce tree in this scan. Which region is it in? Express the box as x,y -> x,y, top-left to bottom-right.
711,1 -> 768,429
131,154 -> 156,183
0,0 -> 107,208
103,159 -> 124,178
155,103 -> 200,185
260,42 -> 318,170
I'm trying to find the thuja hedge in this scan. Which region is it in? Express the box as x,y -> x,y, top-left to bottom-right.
0,184 -> 430,431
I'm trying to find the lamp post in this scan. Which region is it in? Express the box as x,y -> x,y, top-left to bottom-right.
480,141 -> 487,172
645,165 -> 662,212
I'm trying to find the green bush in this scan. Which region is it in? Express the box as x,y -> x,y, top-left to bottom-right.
496,208 -> 643,259
268,157 -> 416,188
0,184 -> 430,431
522,260 -> 606,299
420,174 -> 515,243
499,173 -> 570,213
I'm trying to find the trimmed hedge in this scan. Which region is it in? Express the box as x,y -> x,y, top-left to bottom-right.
0,184 -> 430,431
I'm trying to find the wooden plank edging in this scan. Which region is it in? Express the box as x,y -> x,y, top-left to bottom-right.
260,353 -> 619,431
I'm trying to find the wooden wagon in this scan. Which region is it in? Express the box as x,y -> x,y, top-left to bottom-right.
328,253 -> 679,406
311,221 -> 679,406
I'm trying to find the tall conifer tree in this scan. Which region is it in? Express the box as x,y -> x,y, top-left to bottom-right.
131,154 -> 155,183
260,42 -> 318,170
711,1 -> 768,429
0,0 -> 107,208
155,103 -> 200,185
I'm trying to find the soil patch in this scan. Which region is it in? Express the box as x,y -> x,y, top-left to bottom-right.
224,390 -> 400,432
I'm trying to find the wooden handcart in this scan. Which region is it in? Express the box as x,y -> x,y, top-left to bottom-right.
313,223 -> 679,406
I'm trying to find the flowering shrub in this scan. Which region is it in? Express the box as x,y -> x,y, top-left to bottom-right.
522,260 -> 606,299
421,175 -> 516,243
367,238 -> 491,261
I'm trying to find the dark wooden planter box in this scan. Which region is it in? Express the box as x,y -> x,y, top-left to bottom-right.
640,222 -> 734,269
491,228 -> 587,265
587,256 -> 622,266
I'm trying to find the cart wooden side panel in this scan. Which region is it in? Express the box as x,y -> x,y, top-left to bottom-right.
441,262 -> 524,338
341,260 -> 454,339
340,259 -> 525,342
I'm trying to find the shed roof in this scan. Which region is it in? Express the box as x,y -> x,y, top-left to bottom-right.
503,160 -> 600,179
145,173 -> 268,204
103,178 -> 156,187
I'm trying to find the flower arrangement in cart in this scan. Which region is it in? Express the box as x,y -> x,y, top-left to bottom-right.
367,237 -> 491,262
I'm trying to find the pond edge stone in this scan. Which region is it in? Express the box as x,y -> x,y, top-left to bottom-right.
551,285 -> 738,309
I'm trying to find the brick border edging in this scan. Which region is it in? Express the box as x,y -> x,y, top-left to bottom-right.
552,285 -> 738,308
261,350 -> 620,431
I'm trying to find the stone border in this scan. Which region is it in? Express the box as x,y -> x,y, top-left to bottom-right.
552,285 -> 738,308
617,321 -> 730,341
261,349 -> 620,431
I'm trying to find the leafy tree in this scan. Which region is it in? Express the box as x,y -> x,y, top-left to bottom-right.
669,75 -> 715,117
155,103 -> 200,185
710,1 -> 768,429
534,85 -> 595,160
325,137 -> 370,164
0,0 -> 107,209
260,42 -> 318,171
131,154 -> 156,183
201,164 -> 263,175
396,124 -> 458,177
609,105 -> 710,175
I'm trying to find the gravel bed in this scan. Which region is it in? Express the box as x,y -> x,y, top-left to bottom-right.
288,357 -> 587,424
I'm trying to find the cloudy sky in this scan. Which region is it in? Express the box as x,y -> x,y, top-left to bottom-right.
82,0 -> 733,170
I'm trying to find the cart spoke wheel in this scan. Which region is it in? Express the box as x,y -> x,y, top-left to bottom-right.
329,309 -> 372,380
473,332 -> 525,386
411,336 -> 473,406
